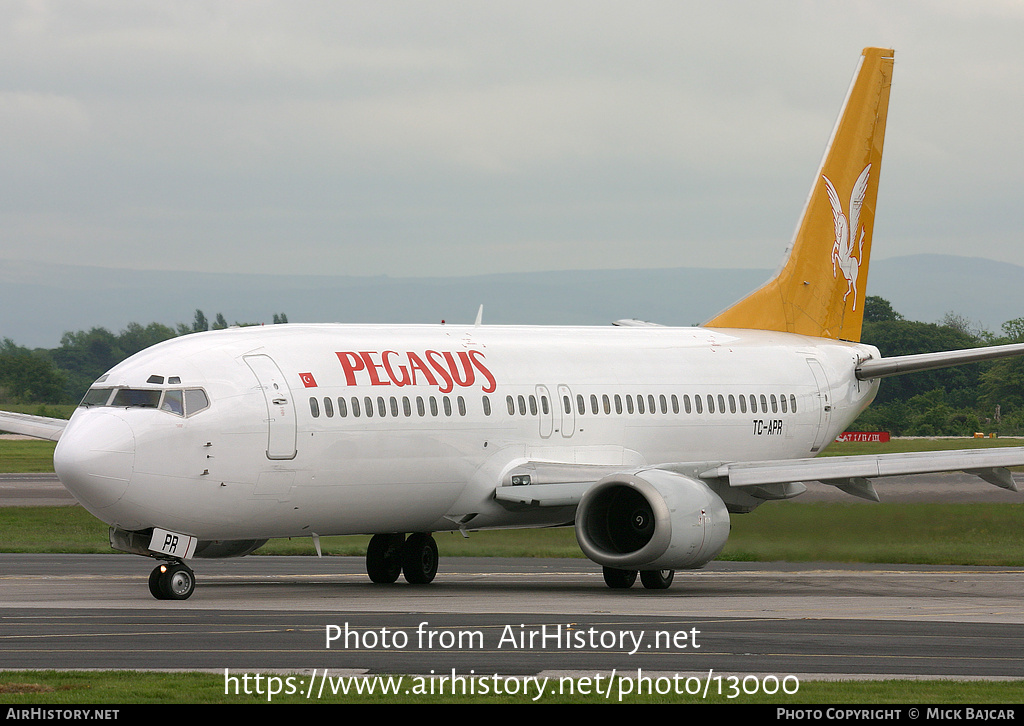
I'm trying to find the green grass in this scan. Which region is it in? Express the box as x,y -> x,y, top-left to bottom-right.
4,502 -> 1024,566
0,670 -> 1021,704
0,439 -> 57,472
3,435 -> 1024,562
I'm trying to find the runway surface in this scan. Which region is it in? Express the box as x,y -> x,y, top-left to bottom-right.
3,472 -> 1024,681
3,553 -> 1024,680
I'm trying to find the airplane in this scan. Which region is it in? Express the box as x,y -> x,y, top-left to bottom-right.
4,47 -> 1024,601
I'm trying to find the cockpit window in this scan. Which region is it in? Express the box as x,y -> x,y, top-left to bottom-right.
79,387 -> 210,418
81,388 -> 114,407
183,389 -> 210,415
161,390 -> 184,415
111,389 -> 161,408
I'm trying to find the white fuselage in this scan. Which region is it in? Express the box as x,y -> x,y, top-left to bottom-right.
53,323 -> 880,541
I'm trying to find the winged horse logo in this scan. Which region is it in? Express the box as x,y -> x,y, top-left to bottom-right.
823,164 -> 871,311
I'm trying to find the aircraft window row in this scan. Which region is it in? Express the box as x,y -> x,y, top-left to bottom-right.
310,395 -> 469,419
505,394 -> 550,417
78,387 -> 210,417
556,392 -> 798,417
307,390 -> 798,422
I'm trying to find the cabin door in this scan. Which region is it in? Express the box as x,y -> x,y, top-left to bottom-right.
245,354 -> 298,460
557,385 -> 576,438
805,358 -> 833,453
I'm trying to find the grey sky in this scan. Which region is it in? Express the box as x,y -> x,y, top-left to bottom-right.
2,1 -> 1023,278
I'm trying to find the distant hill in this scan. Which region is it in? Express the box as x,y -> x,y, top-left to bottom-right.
1,254 -> 1021,348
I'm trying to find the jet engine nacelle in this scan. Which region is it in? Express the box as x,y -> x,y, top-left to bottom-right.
575,469 -> 730,571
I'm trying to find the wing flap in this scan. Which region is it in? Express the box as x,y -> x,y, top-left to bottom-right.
0,411 -> 67,442
702,448 -> 1024,495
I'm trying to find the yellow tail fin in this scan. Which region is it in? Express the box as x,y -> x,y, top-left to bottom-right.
705,47 -> 894,342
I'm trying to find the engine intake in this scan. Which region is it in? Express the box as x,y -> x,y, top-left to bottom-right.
575,469 -> 730,570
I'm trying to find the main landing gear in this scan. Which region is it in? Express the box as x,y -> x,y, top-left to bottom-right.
366,533 -> 438,585
148,561 -> 196,600
602,566 -> 675,590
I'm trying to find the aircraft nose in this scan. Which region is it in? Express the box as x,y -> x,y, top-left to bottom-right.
54,412 -> 136,510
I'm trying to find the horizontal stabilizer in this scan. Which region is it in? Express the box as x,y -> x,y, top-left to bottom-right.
0,411 -> 67,441
857,342 -> 1024,379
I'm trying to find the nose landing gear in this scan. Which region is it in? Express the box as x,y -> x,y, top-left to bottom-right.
148,561 -> 196,600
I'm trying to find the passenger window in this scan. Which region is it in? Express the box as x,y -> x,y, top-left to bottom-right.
602,395 -> 610,415
417,397 -> 426,417
683,395 -> 691,414
430,397 -> 439,416
483,396 -> 492,416
390,397 -> 399,417
309,397 -> 320,418
458,396 -> 466,416
364,397 -> 373,418
323,397 -> 334,417
506,396 -> 515,416
626,395 -> 634,414
529,395 -> 537,416
728,394 -> 736,414
443,397 -> 452,416
770,394 -> 778,413
780,394 -> 788,413
351,397 -> 361,417
790,394 -> 797,413
403,397 -> 412,417
615,395 -> 623,415
706,395 -> 714,414
590,395 -> 599,415
338,397 -> 348,417
637,395 -> 645,414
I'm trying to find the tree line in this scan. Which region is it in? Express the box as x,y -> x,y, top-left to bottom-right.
0,310 -> 287,405
850,297 -> 1024,436
2,299 -> 1023,436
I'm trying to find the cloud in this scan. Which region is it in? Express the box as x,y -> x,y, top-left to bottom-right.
1,1 -> 1023,277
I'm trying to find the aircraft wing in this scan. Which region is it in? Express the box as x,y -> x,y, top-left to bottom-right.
493,447 -> 1024,507
0,410 -> 67,442
701,447 -> 1024,501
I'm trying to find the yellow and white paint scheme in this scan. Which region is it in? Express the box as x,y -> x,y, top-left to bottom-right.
706,47 -> 893,342
4,48 -> 1024,599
